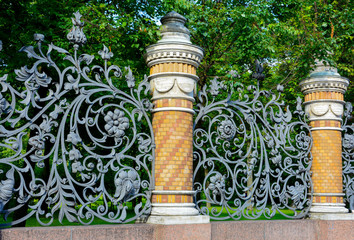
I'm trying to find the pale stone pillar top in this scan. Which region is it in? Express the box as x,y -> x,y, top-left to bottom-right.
144,12 -> 204,103
300,60 -> 350,127
144,11 -> 204,68
160,11 -> 190,43
300,60 -> 349,95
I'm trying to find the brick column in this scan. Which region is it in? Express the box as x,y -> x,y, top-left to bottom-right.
145,12 -> 209,224
300,61 -> 351,219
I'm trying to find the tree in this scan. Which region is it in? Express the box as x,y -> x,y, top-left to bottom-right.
1,0 -> 352,94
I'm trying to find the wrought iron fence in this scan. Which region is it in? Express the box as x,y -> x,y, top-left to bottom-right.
342,102 -> 354,212
192,64 -> 313,220
0,10 -> 352,228
0,12 -> 154,227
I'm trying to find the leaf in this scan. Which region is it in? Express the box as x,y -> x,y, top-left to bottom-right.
49,43 -> 70,55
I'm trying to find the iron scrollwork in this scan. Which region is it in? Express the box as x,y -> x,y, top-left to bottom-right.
342,102 -> 354,212
0,11 -> 154,226
193,70 -> 313,220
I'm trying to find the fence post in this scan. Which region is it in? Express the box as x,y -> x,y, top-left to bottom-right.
144,12 -> 209,224
300,61 -> 353,219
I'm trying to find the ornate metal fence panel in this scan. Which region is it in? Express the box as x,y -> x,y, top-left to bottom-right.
193,68 -> 313,220
0,12 -> 153,227
342,102 -> 354,212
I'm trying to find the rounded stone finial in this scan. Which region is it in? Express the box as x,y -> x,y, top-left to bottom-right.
161,11 -> 187,25
159,11 -> 190,43
309,59 -> 340,77
300,59 -> 349,95
144,12 -> 203,69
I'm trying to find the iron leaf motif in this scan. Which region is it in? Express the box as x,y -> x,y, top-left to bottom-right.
0,168 -> 14,212
98,45 -> 113,60
125,66 -> 135,88
67,11 -> 87,46
0,11 -> 154,226
114,170 -> 140,202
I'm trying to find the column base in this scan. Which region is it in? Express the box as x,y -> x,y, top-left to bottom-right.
150,203 -> 199,216
147,203 -> 210,225
309,202 -> 352,220
147,215 -> 210,225
310,203 -> 348,213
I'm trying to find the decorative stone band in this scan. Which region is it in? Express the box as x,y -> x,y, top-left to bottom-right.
152,107 -> 195,114
149,72 -> 199,102
145,43 -> 204,68
312,193 -> 345,197
313,193 -> 345,197
311,193 -> 347,212
299,76 -> 349,95
311,127 -> 342,131
304,100 -> 344,122
311,192 -> 346,213
152,190 -> 195,195
309,120 -> 341,130
313,193 -> 344,203
152,190 -> 195,204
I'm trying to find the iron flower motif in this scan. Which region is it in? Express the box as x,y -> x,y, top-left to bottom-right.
104,109 -> 129,142
67,11 -> 87,46
209,77 -> 225,96
98,45 -> 113,60
33,33 -> 45,42
114,170 -> 140,202
0,94 -> 8,115
287,182 -> 306,208
0,168 -> 15,212
270,153 -> 282,165
72,161 -> 84,174
28,136 -> 45,150
125,66 -> 135,88
69,146 -> 82,161
218,119 -> 236,140
343,133 -> 354,150
208,173 -> 225,196
66,132 -> 82,145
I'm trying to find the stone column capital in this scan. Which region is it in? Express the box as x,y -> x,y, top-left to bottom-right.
300,62 -> 350,124
144,11 -> 204,103
300,61 -> 349,95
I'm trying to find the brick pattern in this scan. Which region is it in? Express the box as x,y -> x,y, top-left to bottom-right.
304,90 -> 344,205
304,91 -> 343,101
311,130 -> 343,194
152,194 -> 193,203
150,61 -> 196,204
154,99 -> 193,109
150,63 -> 196,75
310,120 -> 341,128
314,196 -> 343,204
153,107 -> 193,192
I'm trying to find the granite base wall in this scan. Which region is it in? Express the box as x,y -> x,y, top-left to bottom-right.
0,220 -> 353,240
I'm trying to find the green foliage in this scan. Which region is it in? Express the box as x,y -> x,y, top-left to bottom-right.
0,0 -> 352,96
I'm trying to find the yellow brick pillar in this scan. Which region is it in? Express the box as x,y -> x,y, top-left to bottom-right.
144,12 -> 209,224
300,60 -> 351,219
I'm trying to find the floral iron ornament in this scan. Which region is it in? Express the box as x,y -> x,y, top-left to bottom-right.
342,102 -> 354,212
0,12 -> 154,226
104,109 -> 130,143
193,63 -> 313,220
